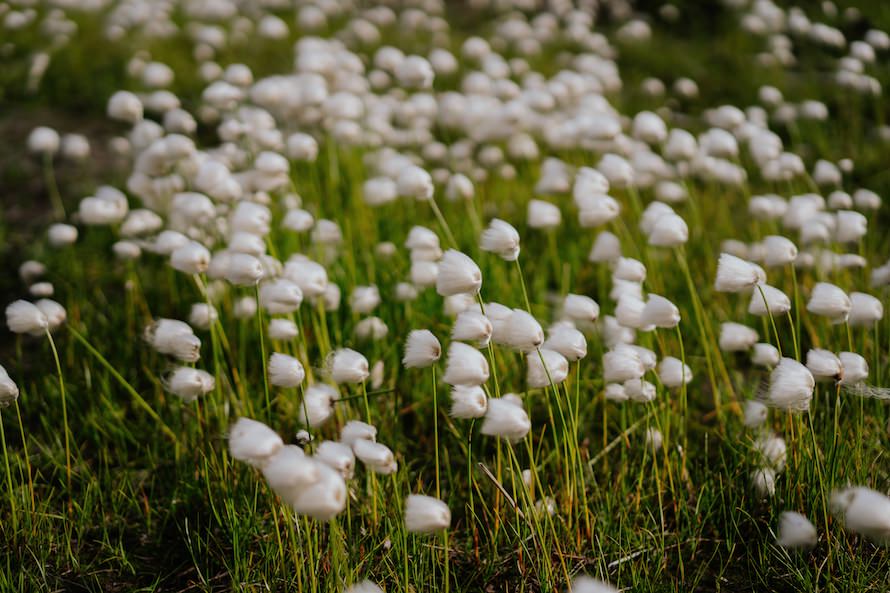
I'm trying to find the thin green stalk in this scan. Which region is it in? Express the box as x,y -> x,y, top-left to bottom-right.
429,197 -> 458,249
43,153 -> 65,219
1,416 -> 17,533
432,365 -> 440,499
255,285 -> 271,419
514,257 -> 532,314
756,284 -> 783,358
46,329 -> 71,494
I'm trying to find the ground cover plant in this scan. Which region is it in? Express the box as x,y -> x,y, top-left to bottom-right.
1,0 -> 889,591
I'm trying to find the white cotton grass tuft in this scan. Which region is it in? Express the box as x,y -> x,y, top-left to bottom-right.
752,467 -> 777,498
0,365 -> 20,407
848,292 -> 883,326
340,420 -> 377,447
259,279 -> 304,314
442,342 -> 489,386
743,400 -> 769,427
714,253 -> 765,292
562,294 -> 600,323
718,322 -> 758,352
352,438 -> 397,474
164,367 -> 215,402
450,385 -> 488,419
752,343 -> 780,367
404,494 -> 451,533
624,378 -> 656,402
500,309 -> 544,352
481,397 -> 531,441
838,352 -> 869,385
641,294 -> 680,328
589,231 -> 622,263
436,250 -> 482,296
145,318 -> 201,362
268,353 -> 306,388
776,511 -> 818,549
268,318 -> 299,341
603,345 -> 645,383
527,348 -> 569,388
806,282 -> 851,323
767,358 -> 815,412
315,440 -> 355,480
761,235 -> 798,267
805,348 -> 842,381
291,462 -> 348,520
543,325 -> 587,361
402,330 -> 441,368
6,300 -> 49,335
342,581 -> 384,593
830,486 -> 890,543
299,383 -> 338,427
657,357 -> 692,389
228,418 -> 283,467
451,311 -> 493,347
329,349 -> 369,384
480,219 -> 520,261
567,575 -> 620,593
261,445 -> 319,506
748,285 -> 791,316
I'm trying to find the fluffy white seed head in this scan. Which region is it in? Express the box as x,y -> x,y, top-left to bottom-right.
481,397 -> 531,441
451,311 -> 493,347
589,231 -> 622,263
228,418 -> 283,467
268,318 -> 299,341
402,329 -> 441,368
404,494 -> 451,533
806,282 -> 851,322
743,400 -> 769,427
762,235 -> 798,267
830,487 -> 890,543
164,367 -> 214,402
480,219 -> 520,261
527,199 -> 562,229
450,385 -> 488,419
657,357 -> 692,388
261,445 -> 319,506
500,309 -> 544,352
719,322 -> 758,352
777,511 -> 818,548
641,294 -> 680,328
752,342 -> 780,367
767,358 -> 815,412
269,353 -> 306,388
543,325 -> 587,361
0,365 -> 20,407
603,345 -> 645,383
848,292 -> 883,327
330,349 -> 369,384
527,348 -> 569,388
145,318 -> 201,362
352,438 -> 397,474
443,342 -> 489,386
567,575 -> 619,593
315,440 -> 355,480
715,253 -> 766,292
806,348 -> 842,380
839,351 -> 869,385
291,462 -> 347,520
436,250 -> 482,296
562,294 -> 600,323
748,284 -> 791,316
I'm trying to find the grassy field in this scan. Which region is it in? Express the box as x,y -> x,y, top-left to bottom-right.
1,0 -> 889,591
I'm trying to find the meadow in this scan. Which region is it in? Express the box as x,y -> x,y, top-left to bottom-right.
1,0 -> 889,591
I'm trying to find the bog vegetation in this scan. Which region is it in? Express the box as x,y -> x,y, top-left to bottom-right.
1,0 -> 889,591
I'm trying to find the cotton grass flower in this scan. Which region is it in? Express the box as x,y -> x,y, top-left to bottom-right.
715,253 -> 765,292
291,462 -> 347,520
657,357 -> 692,388
443,342 -> 489,386
164,367 -> 214,402
342,581 -> 383,593
848,292 -> 883,326
268,353 -> 306,387
451,311 -> 493,346
330,349 -> 369,384
315,440 -> 355,480
480,219 -> 520,261
145,318 -> 201,362
839,352 -> 868,385
743,400 -> 769,427
806,349 -> 842,380
228,418 -> 283,467
299,384 -> 337,427
268,318 -> 299,341
402,330 -> 441,368
776,511 -> 818,548
450,385 -> 488,419
500,309 -> 544,352
752,342 -> 780,367
567,575 -> 619,593
748,284 -> 791,316
543,325 -> 587,361
436,250 -> 482,296
641,294 -> 680,328
807,282 -> 851,322
718,322 -> 758,352
6,300 -> 49,335
603,345 -> 644,383
353,438 -> 397,474
830,487 -> 890,543
404,494 -> 451,533
527,348 -> 569,388
0,365 -> 20,407
562,294 -> 600,323
261,445 -> 319,505
767,358 -> 815,411
481,397 -> 531,441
